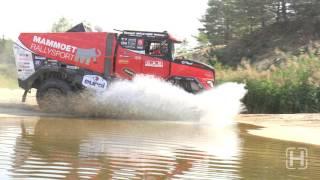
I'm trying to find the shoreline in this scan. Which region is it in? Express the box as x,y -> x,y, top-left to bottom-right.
237,114 -> 320,146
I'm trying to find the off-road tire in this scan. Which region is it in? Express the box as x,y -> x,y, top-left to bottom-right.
36,79 -> 71,112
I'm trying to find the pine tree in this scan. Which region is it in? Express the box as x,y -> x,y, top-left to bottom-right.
199,0 -> 320,46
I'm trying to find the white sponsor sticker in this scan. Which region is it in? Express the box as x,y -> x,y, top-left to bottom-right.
33,35 -> 77,53
34,55 -> 46,60
181,61 -> 193,65
13,44 -> 35,80
144,60 -> 163,68
82,75 -> 107,91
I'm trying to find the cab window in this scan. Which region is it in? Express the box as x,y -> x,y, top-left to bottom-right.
146,40 -> 170,59
119,36 -> 146,54
119,35 -> 172,60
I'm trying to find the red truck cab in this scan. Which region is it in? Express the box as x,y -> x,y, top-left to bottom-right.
114,30 -> 215,92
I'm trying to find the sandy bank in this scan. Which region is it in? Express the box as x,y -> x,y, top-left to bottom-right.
237,114 -> 320,145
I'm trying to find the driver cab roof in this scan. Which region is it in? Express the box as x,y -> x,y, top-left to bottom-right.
120,30 -> 182,43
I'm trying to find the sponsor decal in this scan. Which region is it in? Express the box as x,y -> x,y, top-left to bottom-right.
47,59 -> 58,63
33,36 -> 77,53
82,75 -> 107,91
123,31 -> 166,38
66,65 -> 79,70
137,39 -> 144,50
123,68 -> 135,77
128,49 -> 145,55
47,59 -> 58,66
30,36 -> 76,61
120,37 -> 128,46
119,55 -> 129,58
13,44 -> 35,80
34,60 -> 42,67
30,35 -> 101,65
127,38 -> 137,49
75,48 -> 101,65
144,60 -> 163,68
121,37 -> 145,50
34,55 -> 46,60
119,59 -> 129,64
181,61 -> 193,65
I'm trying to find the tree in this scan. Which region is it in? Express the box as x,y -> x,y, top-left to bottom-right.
51,17 -> 72,32
291,0 -> 320,18
201,0 -> 239,45
194,31 -> 210,47
199,0 -> 320,46
234,0 -> 273,31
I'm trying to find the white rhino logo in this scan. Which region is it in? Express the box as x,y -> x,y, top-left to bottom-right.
75,48 -> 101,65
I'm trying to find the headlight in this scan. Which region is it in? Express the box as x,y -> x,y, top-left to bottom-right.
207,80 -> 214,88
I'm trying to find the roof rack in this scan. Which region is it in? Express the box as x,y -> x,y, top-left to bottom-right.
121,30 -> 168,39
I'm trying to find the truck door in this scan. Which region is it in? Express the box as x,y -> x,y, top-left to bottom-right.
142,56 -> 170,78
115,46 -> 143,79
142,41 -> 170,78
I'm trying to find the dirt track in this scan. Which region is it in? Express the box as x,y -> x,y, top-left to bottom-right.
1,88 -> 320,145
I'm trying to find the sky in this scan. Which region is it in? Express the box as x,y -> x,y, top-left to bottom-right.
0,0 -> 208,46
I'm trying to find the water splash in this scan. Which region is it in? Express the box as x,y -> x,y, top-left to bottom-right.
72,75 -> 247,126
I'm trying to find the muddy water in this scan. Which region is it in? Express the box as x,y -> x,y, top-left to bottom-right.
0,117 -> 319,179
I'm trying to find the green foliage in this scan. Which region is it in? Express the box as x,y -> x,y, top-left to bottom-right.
51,17 -> 72,32
292,0 -> 320,18
0,39 -> 14,65
0,63 -> 17,89
201,0 -> 320,46
194,32 -> 209,47
218,54 -> 320,113
0,39 -> 17,88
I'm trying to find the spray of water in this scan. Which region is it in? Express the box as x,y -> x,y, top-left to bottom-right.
71,75 -> 247,126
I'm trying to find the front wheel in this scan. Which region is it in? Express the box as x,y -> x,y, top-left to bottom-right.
36,79 -> 71,112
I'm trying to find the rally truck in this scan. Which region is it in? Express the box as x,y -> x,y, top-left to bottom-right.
13,23 -> 215,111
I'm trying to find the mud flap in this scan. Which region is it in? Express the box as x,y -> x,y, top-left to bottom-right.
22,90 -> 28,102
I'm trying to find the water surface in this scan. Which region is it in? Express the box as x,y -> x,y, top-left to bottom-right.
0,117 -> 319,179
